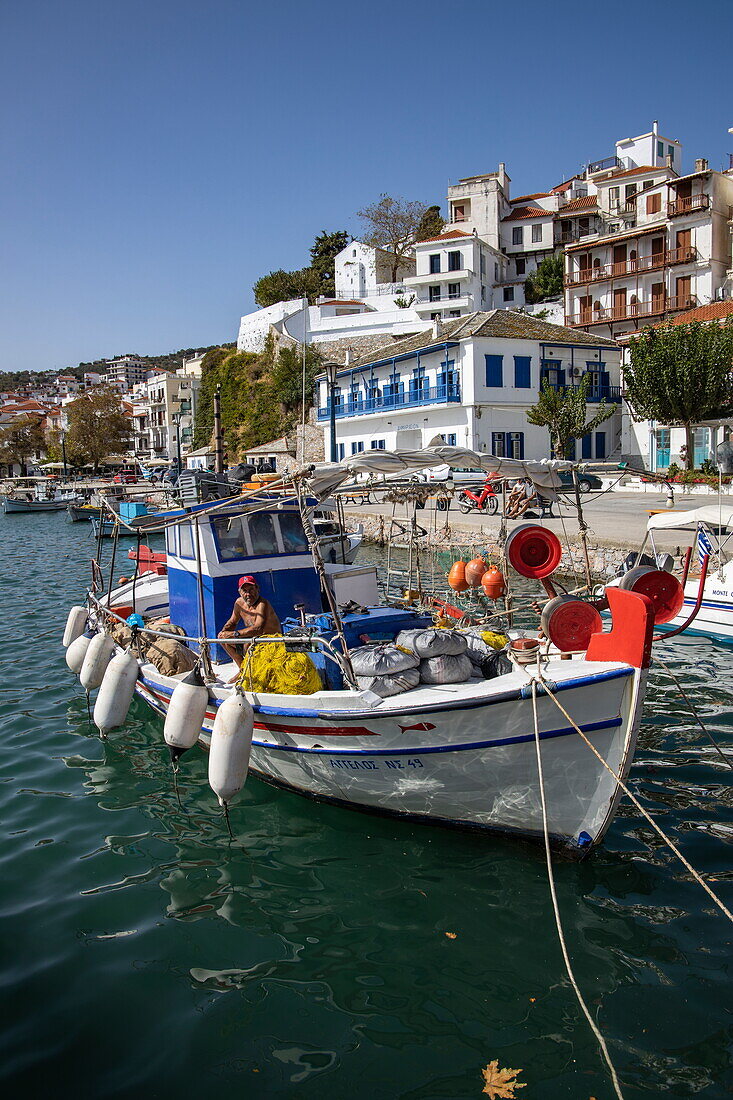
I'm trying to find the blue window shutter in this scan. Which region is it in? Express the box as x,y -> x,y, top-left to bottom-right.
582,434 -> 592,459
514,356 -> 531,388
595,431 -> 606,459
485,354 -> 503,387
518,432 -> 525,459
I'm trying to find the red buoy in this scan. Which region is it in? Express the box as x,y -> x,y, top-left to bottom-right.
618,567 -> 684,624
541,595 -> 602,652
481,565 -> 506,600
465,556 -> 487,587
506,524 -> 562,580
447,560 -> 469,592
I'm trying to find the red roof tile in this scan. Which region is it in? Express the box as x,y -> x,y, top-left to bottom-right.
511,192 -> 550,203
502,205 -> 549,222
558,195 -> 597,213
659,300 -> 733,326
417,229 -> 472,244
322,299 -> 367,306
602,164 -> 668,180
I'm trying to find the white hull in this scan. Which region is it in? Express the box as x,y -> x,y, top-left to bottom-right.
664,574 -> 733,642
3,495 -> 81,513
133,657 -> 645,852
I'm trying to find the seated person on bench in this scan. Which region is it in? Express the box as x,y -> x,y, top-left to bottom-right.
505,477 -> 536,518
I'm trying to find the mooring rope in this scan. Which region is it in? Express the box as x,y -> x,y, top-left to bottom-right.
529,680 -> 625,1099
531,669 -> 733,924
654,657 -> 733,773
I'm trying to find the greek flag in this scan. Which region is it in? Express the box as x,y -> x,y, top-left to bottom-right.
697,527 -> 713,568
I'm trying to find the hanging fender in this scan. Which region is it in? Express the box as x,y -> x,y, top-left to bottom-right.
208,692 -> 254,807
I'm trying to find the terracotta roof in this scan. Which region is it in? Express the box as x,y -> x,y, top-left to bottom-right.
322,299 -> 367,306
417,229 -> 472,245
558,195 -> 598,213
502,205 -> 549,222
602,164 -> 670,181
511,192 -> 550,203
658,300 -> 733,326
566,223 -> 664,251
348,310 -> 616,369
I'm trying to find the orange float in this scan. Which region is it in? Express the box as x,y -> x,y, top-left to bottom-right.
447,560 -> 469,592
506,524 -> 562,580
481,565 -> 506,599
465,556 -> 488,587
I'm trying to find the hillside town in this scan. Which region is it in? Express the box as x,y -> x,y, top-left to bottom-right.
2,120 -> 732,479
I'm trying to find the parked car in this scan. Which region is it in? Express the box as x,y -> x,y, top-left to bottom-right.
557,471 -> 603,494
113,473 -> 138,484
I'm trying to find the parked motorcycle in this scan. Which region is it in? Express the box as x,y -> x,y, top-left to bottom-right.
457,476 -> 499,515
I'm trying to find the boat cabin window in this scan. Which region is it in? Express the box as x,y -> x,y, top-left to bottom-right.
279,512 -> 309,553
212,516 -> 249,560
249,512 -> 277,556
166,526 -> 178,555
178,521 -> 195,559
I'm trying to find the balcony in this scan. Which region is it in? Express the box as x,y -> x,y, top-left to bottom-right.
543,382 -> 621,402
566,246 -> 697,287
668,193 -> 709,216
567,295 -> 697,327
317,383 -> 461,421
586,155 -> 622,175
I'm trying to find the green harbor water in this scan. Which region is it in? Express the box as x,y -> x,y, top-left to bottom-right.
0,512 -> 731,1098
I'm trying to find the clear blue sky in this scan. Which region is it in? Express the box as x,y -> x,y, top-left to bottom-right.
2,0 -> 731,373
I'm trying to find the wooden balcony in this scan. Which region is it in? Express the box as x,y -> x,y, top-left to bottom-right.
668,193 -> 709,216
566,246 -> 697,287
566,295 -> 697,327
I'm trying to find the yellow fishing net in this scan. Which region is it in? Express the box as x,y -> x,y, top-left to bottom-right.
237,638 -> 322,695
480,631 -> 509,650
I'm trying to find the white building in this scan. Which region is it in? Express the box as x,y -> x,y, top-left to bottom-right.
104,355 -> 150,392
131,368 -> 199,462
315,311 -> 621,462
404,230 -> 507,320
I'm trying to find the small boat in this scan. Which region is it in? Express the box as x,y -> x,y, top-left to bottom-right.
3,488 -> 83,513
313,507 -> 363,563
63,448 -> 668,855
612,505 -> 733,643
68,503 -> 104,522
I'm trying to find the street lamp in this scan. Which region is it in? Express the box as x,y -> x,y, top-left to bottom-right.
324,361 -> 339,462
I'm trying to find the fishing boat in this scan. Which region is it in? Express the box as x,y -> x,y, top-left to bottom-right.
612,505 -> 733,643
63,448 -> 674,854
3,486 -> 84,513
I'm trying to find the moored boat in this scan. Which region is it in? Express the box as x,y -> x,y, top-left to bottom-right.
63,448 -> 664,853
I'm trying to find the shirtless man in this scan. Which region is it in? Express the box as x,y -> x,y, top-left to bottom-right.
218,575 -> 281,669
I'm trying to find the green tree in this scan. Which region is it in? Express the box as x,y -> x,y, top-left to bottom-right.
415,205 -> 445,242
65,389 -> 131,470
526,374 -> 616,459
193,338 -> 323,457
625,319 -> 733,470
357,193 -> 428,281
0,415 -> 47,475
524,254 -> 564,303
309,230 -> 350,298
253,267 -> 322,309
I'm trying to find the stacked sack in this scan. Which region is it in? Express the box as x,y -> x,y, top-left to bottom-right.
460,629 -> 511,679
350,643 -> 420,698
395,628 -> 473,685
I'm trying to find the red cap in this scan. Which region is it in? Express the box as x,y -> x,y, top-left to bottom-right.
238,575 -> 256,588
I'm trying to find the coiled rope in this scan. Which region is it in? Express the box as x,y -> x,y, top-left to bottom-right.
529,680 -> 625,1099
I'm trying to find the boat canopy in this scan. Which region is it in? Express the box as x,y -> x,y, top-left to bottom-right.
647,505 -> 733,532
305,446 -> 573,501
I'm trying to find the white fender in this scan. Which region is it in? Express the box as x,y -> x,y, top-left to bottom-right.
164,668 -> 209,759
208,692 -> 254,806
80,632 -> 116,691
63,606 -> 88,648
66,630 -> 94,674
94,651 -> 139,734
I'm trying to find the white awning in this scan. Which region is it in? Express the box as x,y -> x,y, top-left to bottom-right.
647,505 -> 733,531
305,446 -> 573,500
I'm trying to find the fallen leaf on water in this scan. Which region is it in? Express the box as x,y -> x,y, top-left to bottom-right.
481,1060 -> 526,1097
445,931 -> 457,939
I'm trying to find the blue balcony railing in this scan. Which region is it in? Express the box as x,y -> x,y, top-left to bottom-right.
542,382 -> 621,402
317,383 -> 461,421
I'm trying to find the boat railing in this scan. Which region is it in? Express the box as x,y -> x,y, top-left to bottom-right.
86,591 -> 357,687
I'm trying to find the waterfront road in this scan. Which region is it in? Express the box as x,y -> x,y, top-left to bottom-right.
342,488 -> 727,551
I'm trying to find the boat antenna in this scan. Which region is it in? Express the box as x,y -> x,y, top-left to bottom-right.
213,385 -> 224,475
300,309 -> 309,463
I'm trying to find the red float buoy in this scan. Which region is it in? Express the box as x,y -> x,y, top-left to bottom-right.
447,560 -> 469,592
506,524 -> 562,580
481,565 -> 506,600
618,567 -> 684,624
465,556 -> 487,587
541,595 -> 602,652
